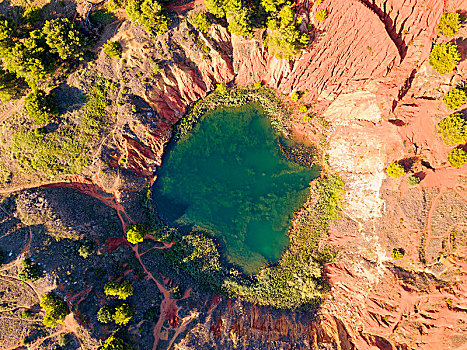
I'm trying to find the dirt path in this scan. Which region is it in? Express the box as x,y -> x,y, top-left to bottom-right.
0,99 -> 24,124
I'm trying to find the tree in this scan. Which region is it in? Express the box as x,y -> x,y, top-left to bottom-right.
25,90 -> 56,125
78,239 -> 96,258
261,0 -> 287,14
18,258 -> 42,282
447,148 -> 467,168
103,40 -> 122,59
40,293 -> 69,327
205,0 -> 241,18
428,42 -> 460,74
0,68 -> 22,102
42,18 -> 83,60
443,86 -> 467,109
437,113 -> 467,145
407,175 -> 421,186
437,12 -> 461,37
97,306 -> 113,323
265,26 -> 309,59
228,9 -> 253,38
316,9 -> 327,21
126,224 -> 146,244
189,12 -> 212,34
101,335 -> 132,350
279,5 -> 294,28
216,83 -> 228,95
112,303 -> 134,325
386,162 -> 406,178
104,280 -> 134,299
391,248 -> 405,260
126,0 -> 171,36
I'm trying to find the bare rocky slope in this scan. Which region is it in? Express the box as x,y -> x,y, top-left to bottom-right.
0,0 -> 466,348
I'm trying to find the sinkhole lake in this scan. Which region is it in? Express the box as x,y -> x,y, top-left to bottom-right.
153,102 -> 319,274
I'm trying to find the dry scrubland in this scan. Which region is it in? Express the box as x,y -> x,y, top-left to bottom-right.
0,0 -> 466,349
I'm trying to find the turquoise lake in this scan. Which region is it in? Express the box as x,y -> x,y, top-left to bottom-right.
153,102 -> 319,274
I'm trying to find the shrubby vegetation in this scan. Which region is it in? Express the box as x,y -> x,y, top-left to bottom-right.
40,293 -> 69,327
391,248 -> 405,260
429,42 -> 461,74
104,280 -> 134,299
316,9 -> 327,21
101,335 -> 132,350
443,86 -> 467,109
18,258 -> 42,282
447,148 -> 467,168
126,0 -> 171,36
42,18 -> 84,60
103,40 -> 122,59
78,239 -> 96,258
437,12 -> 461,37
25,90 -> 57,125
189,12 -> 212,34
97,306 -> 113,323
0,68 -> 22,102
126,224 -> 147,244
228,9 -> 253,38
216,83 -> 228,95
386,162 -> 406,178
437,113 -> 467,145
112,303 -> 135,325
407,175 -> 421,186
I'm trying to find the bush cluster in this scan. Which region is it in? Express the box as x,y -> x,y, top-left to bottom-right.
407,175 -> 421,186
429,42 -> 460,74
189,12 -> 212,34
103,40 -> 122,59
97,303 -> 135,326
443,86 -> 467,109
437,113 -> 467,146
42,18 -> 83,60
97,305 -> 113,324
126,224 -> 147,244
447,148 -> 467,168
437,12 -> 461,37
126,0 -> 171,36
25,89 -> 57,125
101,335 -> 132,350
40,293 -> 69,327
104,280 -> 134,299
386,162 -> 406,178
18,258 -> 42,283
391,248 -> 405,260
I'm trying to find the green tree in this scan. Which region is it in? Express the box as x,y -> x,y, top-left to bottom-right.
386,162 -> 406,178
216,83 -> 228,95
407,175 -> 421,186
126,224 -> 146,244
40,293 -> 69,327
205,0 -> 241,18
437,12 -> 461,37
265,26 -> 309,59
316,9 -> 327,21
0,68 -> 22,102
429,42 -> 460,74
447,148 -> 467,168
103,40 -> 122,59
189,12 -> 212,34
391,248 -> 405,260
101,335 -> 132,350
228,9 -> 253,38
437,113 -> 467,145
97,306 -> 113,323
0,17 -> 13,44
261,0 -> 287,14
25,90 -> 56,125
126,0 -> 171,36
104,280 -> 134,299
112,303 -> 134,325
443,86 -> 467,109
279,5 -> 294,28
42,18 -> 83,60
18,258 -> 42,282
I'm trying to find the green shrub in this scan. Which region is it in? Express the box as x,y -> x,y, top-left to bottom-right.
126,224 -> 146,244
303,114 -> 312,122
97,305 -> 113,323
428,42 -> 460,74
253,81 -> 262,89
103,40 -> 122,59
108,0 -> 124,12
228,9 -> 253,38
437,12 -> 461,37
126,0 -> 171,36
447,148 -> 467,168
0,69 -> 22,102
91,9 -> 116,26
40,293 -> 69,327
104,280 -> 134,299
315,0 -> 323,4
386,162 -> 406,178
112,303 -> 134,325
21,309 -> 34,319
407,175 -> 421,186
101,335 -> 132,350
189,12 -> 212,34
264,26 -> 309,59
42,18 -> 84,60
23,7 -> 42,25
290,91 -> 301,101
261,0 -> 287,13
18,258 -> 42,283
205,0 -> 241,18
78,239 -> 96,258
316,9 -> 327,21
443,86 -> 467,109
25,90 -> 56,125
57,334 -> 70,347
437,113 -> 467,145
299,105 -> 308,113
391,248 -> 405,260
216,83 -> 228,95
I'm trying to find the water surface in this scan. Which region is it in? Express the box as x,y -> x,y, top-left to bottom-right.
153,103 -> 319,273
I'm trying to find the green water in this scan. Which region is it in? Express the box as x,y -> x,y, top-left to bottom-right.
153,102 -> 319,274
